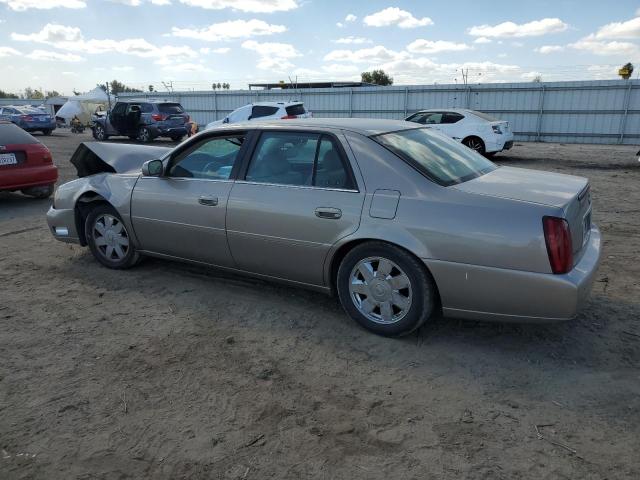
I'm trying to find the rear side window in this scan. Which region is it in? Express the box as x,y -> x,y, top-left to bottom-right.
245,131 -> 354,189
442,112 -> 464,124
158,103 -> 185,114
285,104 -> 306,116
251,106 -> 280,119
0,123 -> 39,144
140,103 -> 154,113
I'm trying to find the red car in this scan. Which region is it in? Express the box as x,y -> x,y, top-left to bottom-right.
0,121 -> 58,198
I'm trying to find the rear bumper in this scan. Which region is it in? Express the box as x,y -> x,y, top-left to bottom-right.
149,124 -> 188,138
485,133 -> 515,153
424,225 -> 602,323
20,121 -> 56,131
46,206 -> 80,244
0,165 -> 58,191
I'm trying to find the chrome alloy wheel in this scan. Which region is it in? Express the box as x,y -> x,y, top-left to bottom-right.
92,214 -> 130,261
465,137 -> 484,152
348,256 -> 412,325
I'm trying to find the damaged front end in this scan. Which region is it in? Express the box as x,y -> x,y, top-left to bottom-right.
70,142 -> 171,177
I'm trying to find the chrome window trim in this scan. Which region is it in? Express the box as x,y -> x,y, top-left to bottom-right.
233,179 -> 359,193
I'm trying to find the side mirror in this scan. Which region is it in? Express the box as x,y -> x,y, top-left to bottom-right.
223,117 -> 229,124
142,159 -> 163,177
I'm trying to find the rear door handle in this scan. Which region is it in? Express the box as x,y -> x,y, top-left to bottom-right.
315,207 -> 342,219
198,196 -> 218,206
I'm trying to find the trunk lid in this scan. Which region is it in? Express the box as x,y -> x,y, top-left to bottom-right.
456,166 -> 592,259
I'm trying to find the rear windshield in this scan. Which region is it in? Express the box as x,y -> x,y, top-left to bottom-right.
285,104 -> 306,116
373,127 -> 497,186
0,123 -> 39,144
469,110 -> 498,122
158,103 -> 185,114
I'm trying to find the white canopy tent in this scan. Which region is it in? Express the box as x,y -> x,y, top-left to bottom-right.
55,87 -> 113,125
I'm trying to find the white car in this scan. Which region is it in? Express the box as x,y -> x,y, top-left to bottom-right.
405,109 -> 514,156
206,101 -> 311,130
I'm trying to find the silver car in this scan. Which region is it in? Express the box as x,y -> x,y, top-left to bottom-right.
47,119 -> 601,337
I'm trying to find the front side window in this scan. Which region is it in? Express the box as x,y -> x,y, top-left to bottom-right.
168,134 -> 245,180
374,127 -> 497,186
423,113 -> 444,124
246,131 -> 354,189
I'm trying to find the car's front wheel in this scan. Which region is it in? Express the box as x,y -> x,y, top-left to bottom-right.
137,126 -> 151,143
22,184 -> 54,199
85,204 -> 140,269
337,241 -> 436,337
93,124 -> 108,141
42,129 -> 52,136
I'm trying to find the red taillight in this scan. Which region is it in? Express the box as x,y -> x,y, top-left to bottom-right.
281,115 -> 297,119
543,216 -> 573,274
151,113 -> 166,121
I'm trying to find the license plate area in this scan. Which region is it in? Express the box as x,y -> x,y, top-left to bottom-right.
0,153 -> 18,166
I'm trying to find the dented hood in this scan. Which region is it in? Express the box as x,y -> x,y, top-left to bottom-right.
70,142 -> 171,177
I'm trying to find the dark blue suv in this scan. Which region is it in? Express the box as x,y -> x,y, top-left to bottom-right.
92,100 -> 189,142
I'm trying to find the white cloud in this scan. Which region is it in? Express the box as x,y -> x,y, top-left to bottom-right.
334,36 -> 372,45
407,39 -> 471,54
521,71 -> 542,80
113,65 -> 134,71
594,16 -> 640,39
468,18 -> 568,38
0,46 -> 20,56
536,45 -> 564,54
569,35 -> 639,56
322,63 -> 360,74
26,49 -> 84,62
241,40 -> 301,71
171,19 -> 286,42
0,0 -> 85,10
324,45 -> 409,63
200,47 -> 230,54
473,37 -> 492,44
336,22 -> 344,28
363,7 -> 433,29
162,62 -> 210,72
376,58 -> 521,84
345,13 -> 357,22
110,0 -> 171,5
177,0 -> 297,12
12,24 -> 197,60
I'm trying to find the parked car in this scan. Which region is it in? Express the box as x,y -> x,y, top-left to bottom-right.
206,101 -> 311,130
92,100 -> 189,143
47,119 -> 600,337
405,109 -> 514,156
0,106 -> 56,135
0,121 -> 58,198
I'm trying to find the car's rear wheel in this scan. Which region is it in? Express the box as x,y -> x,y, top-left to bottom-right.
22,184 -> 54,199
137,127 -> 151,143
93,124 -> 108,141
171,135 -> 184,142
42,129 -> 52,136
463,136 -> 485,155
337,242 -> 436,337
85,204 -> 140,269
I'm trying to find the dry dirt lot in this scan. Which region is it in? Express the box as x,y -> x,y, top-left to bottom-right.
1,131 -> 639,479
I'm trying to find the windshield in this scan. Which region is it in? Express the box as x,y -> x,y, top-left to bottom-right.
373,128 -> 497,186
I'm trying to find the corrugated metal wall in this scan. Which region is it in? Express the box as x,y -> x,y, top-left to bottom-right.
5,80 -> 638,144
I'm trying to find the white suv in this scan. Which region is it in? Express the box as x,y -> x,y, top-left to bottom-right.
405,109 -> 514,156
206,101 -> 311,130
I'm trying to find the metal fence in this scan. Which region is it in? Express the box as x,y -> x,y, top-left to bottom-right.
4,79 -> 639,144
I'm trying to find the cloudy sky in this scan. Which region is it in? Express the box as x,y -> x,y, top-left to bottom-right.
0,0 -> 639,95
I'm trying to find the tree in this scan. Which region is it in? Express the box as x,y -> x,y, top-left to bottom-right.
24,87 -> 44,99
0,89 -> 19,99
217,83 -> 222,89
46,90 -> 61,98
98,80 -> 142,95
532,75 -> 542,83
361,70 -> 393,86
148,85 -> 154,92
619,62 -> 634,79
212,83 -> 217,90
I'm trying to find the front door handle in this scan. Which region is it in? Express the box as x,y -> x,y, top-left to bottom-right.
315,207 -> 342,219
198,196 -> 218,206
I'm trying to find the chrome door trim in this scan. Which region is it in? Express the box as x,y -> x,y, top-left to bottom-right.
233,180 -> 358,193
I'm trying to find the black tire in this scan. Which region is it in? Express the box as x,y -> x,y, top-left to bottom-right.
462,136 -> 485,155
22,184 -> 54,199
93,124 -> 108,141
85,203 -> 140,269
42,129 -> 52,136
336,241 -> 436,337
484,151 -> 496,158
170,135 -> 184,142
137,126 -> 151,143
128,135 -> 138,140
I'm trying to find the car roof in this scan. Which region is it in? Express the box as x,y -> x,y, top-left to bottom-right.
246,101 -> 303,107
117,99 -> 180,104
414,108 -> 470,114
209,117 -> 421,136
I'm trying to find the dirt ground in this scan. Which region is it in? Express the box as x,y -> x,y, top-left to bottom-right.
1,131 -> 639,479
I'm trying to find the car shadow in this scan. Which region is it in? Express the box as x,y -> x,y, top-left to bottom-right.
0,191 -> 52,221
